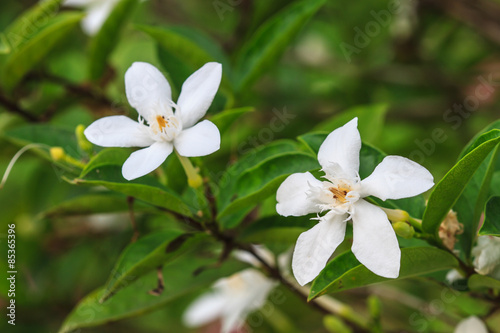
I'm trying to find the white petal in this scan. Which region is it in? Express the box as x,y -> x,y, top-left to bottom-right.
454,316 -> 488,333
80,0 -> 117,36
183,292 -> 226,327
125,62 -> 173,122
122,141 -> 173,180
174,120 -> 220,157
292,212 -> 348,285
84,116 -> 154,147
351,200 -> 401,278
177,62 -> 222,128
360,156 -> 434,201
317,118 -> 361,178
276,172 -> 323,217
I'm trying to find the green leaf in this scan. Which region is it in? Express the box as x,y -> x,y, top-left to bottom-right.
233,0 -> 326,92
239,215 -> 316,244
313,104 -> 388,144
422,130 -> 500,237
217,152 -> 319,228
309,247 -> 458,300
2,0 -> 64,54
137,24 -> 231,93
100,231 -> 207,302
88,0 -> 139,80
210,107 -> 254,134
69,150 -> 193,216
468,274 -> 500,290
58,256 -> 247,333
216,140 -> 299,211
2,12 -> 83,91
43,193 -> 154,217
479,196 -> 500,236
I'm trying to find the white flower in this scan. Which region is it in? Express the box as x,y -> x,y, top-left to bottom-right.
183,269 -> 277,333
472,235 -> 500,279
84,62 -> 222,180
276,118 -> 434,285
454,316 -> 488,333
64,0 -> 119,36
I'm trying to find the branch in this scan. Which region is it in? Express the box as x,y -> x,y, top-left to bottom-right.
0,93 -> 38,122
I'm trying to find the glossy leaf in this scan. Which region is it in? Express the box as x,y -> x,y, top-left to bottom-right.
100,231 -> 207,302
58,256 -> 247,333
2,12 -> 83,91
1,0 -> 63,54
210,107 -> 254,134
479,196 -> 500,236
313,104 -> 388,144
217,151 -> 319,228
88,0 -> 139,80
233,0 -> 326,92
239,215 -> 316,244
43,193 -> 154,217
422,130 -> 500,237
468,274 -> 500,290
309,247 -> 458,300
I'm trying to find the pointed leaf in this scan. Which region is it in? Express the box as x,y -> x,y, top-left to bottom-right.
479,196 -> 500,236
468,274 -> 500,290
100,231 -> 208,302
233,0 -> 326,92
422,130 -> 500,237
58,256 -> 247,333
309,247 -> 458,300
210,107 -> 254,134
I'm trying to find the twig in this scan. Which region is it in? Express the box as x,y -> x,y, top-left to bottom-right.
0,92 -> 38,122
127,196 -> 139,242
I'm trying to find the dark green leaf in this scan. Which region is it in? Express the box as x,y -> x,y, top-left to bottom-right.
88,0 -> 140,80
233,0 -> 327,92
210,107 -> 254,134
479,196 -> 500,236
313,104 -> 388,144
309,247 -> 458,300
100,231 -> 207,302
422,130 -> 500,237
2,0 -> 63,54
468,274 -> 500,290
2,12 -> 83,91
217,151 -> 319,228
58,256 -> 247,333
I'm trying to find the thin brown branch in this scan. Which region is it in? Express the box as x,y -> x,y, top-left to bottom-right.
0,92 -> 38,122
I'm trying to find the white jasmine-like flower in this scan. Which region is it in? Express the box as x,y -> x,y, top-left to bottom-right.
454,316 -> 488,333
472,235 -> 500,279
183,269 -> 277,333
276,118 -> 434,285
84,62 -> 222,180
64,0 -> 119,36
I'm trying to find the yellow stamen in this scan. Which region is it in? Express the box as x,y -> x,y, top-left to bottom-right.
156,115 -> 168,131
329,187 -> 349,203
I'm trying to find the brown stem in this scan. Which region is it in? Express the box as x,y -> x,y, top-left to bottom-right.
127,196 -> 139,243
0,93 -> 38,122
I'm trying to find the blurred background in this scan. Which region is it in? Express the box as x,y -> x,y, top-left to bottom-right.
1,0 -> 500,332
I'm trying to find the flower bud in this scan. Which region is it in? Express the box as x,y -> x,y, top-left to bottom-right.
392,221 -> 415,239
50,147 -> 66,161
76,124 -> 93,154
323,315 -> 352,333
382,208 -> 409,223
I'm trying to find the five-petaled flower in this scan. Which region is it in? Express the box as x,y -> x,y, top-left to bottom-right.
183,268 -> 277,333
84,62 -> 222,180
276,118 -> 434,286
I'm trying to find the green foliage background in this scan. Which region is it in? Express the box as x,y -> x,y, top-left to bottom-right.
1,0 -> 500,332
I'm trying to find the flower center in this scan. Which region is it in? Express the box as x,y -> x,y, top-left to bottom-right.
150,115 -> 181,141
329,186 -> 350,203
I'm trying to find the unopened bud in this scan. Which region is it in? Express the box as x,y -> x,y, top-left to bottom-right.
392,221 -> 415,239
382,208 -> 409,223
50,147 -> 66,161
76,124 -> 93,154
187,174 -> 203,188
323,315 -> 352,333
